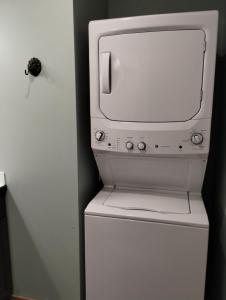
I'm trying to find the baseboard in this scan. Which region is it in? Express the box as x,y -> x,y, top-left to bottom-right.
11,296 -> 36,300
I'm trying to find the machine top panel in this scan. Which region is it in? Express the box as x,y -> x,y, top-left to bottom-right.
85,188 -> 209,228
99,30 -> 205,122
104,189 -> 190,214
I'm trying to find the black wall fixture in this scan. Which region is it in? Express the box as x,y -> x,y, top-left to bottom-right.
25,57 -> 42,77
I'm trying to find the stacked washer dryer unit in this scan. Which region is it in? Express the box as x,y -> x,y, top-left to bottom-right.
85,11 -> 218,300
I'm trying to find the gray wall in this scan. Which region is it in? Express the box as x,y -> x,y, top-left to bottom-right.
73,0 -> 107,299
207,54 -> 226,300
0,1 -> 78,299
108,0 -> 226,54
0,0 -> 108,299
108,2 -> 226,300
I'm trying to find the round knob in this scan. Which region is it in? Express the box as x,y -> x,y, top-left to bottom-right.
137,142 -> 146,151
95,131 -> 105,141
191,133 -> 203,145
126,141 -> 134,150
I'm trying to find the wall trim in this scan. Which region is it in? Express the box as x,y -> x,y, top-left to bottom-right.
11,296 -> 36,300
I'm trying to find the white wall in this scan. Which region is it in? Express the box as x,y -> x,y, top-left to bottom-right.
0,1 -> 79,299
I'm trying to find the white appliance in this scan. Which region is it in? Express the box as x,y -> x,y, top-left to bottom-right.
85,11 -> 218,300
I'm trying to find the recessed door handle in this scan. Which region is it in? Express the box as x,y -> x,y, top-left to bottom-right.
100,52 -> 111,94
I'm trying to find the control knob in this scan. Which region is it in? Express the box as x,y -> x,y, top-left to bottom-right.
191,133 -> 203,145
137,142 -> 146,151
95,131 -> 105,141
126,141 -> 134,150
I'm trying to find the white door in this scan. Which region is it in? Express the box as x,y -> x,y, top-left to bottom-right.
99,30 -> 205,122
85,215 -> 208,300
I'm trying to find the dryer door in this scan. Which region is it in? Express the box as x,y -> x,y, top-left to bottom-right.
99,30 -> 205,122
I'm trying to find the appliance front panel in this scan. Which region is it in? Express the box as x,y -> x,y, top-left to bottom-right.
99,30 -> 205,122
85,215 -> 208,300
94,152 -> 207,192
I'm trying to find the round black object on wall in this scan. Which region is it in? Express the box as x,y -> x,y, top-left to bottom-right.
25,58 -> 42,77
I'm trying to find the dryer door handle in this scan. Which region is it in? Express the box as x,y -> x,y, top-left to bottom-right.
100,52 -> 111,94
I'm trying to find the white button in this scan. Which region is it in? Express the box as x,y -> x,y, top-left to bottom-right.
137,142 -> 146,150
126,141 -> 133,150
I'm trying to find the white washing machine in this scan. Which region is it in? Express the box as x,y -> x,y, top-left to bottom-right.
85,11 -> 218,300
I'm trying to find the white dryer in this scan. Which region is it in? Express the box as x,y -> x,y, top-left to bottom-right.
85,11 -> 218,300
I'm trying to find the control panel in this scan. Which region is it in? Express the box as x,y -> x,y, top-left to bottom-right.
92,118 -> 210,155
